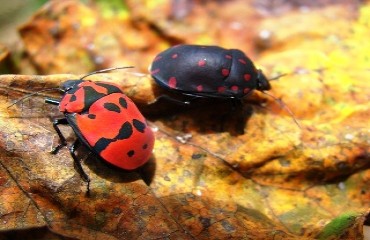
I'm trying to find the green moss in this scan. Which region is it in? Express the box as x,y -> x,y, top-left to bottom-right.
94,0 -> 129,19
317,212 -> 360,240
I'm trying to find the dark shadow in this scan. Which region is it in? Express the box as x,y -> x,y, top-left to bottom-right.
141,91 -> 263,136
78,144 -> 156,186
364,212 -> 370,226
0,227 -> 75,240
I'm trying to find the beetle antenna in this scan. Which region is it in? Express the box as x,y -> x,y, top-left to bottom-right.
261,91 -> 302,129
268,73 -> 288,81
80,66 -> 135,80
8,67 -> 134,108
268,67 -> 329,82
7,87 -> 63,108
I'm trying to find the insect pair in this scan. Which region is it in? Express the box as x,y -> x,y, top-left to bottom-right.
9,44 -> 298,193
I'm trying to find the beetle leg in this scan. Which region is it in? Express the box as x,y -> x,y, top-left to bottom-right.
181,93 -> 205,103
51,118 -> 69,154
45,98 -> 60,105
230,98 -> 243,111
69,139 -> 91,194
152,94 -> 192,106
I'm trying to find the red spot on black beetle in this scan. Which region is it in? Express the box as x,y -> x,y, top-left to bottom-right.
222,69 -> 230,76
150,45 -> 270,101
198,59 -> 206,67
151,68 -> 160,74
196,85 -> 203,92
244,74 -> 251,81
168,77 -> 177,88
238,59 -> 247,64
243,88 -> 251,94
154,56 -> 162,62
217,86 -> 226,93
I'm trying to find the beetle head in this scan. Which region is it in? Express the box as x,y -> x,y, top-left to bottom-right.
256,70 -> 271,91
61,80 -> 84,92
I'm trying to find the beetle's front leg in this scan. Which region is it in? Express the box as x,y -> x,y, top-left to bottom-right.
51,118 -> 68,154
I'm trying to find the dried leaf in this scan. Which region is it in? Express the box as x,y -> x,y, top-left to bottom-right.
0,0 -> 369,239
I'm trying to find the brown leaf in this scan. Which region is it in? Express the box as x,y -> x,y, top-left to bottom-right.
18,0 -> 164,74
0,0 -> 369,239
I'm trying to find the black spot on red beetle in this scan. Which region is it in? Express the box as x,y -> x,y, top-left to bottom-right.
133,119 -> 146,133
86,105 -> 145,159
104,102 -> 121,113
119,97 -> 127,109
70,95 -> 77,102
82,86 -> 106,111
127,150 -> 135,157
94,137 -> 111,153
116,122 -> 133,139
168,77 -> 177,88
88,114 -> 96,119
142,143 -> 148,149
96,82 -> 122,94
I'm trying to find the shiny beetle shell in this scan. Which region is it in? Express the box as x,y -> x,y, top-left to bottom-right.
150,44 -> 270,99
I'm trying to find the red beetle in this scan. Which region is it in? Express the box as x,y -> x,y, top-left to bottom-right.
13,67 -> 155,192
